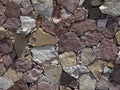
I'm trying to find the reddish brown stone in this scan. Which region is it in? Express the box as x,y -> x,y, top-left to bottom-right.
70,19 -> 97,36
4,18 -> 20,30
0,39 -> 13,55
14,58 -> 33,72
5,1 -> 20,18
0,4 -> 6,16
29,84 -> 37,90
8,79 -> 29,90
57,0 -> 79,13
96,39 -> 118,60
58,32 -> 84,53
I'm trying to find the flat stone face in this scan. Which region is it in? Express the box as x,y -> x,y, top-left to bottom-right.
29,28 -> 58,46
115,31 -> 120,45
31,45 -> 58,64
34,0 -> 53,18
91,0 -> 101,6
0,63 -> 6,76
57,0 -> 79,13
99,0 -> 120,16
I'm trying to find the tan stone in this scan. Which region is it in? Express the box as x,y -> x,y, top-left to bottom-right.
115,31 -> 120,45
91,0 -> 101,6
107,61 -> 114,68
60,86 -> 72,90
59,52 -> 77,67
29,28 -> 58,46
0,27 -> 7,40
4,68 -> 22,82
88,60 -> 106,80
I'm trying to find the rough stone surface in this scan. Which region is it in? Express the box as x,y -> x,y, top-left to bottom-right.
79,74 -> 96,90
81,48 -> 96,66
59,52 -> 76,67
91,0 -> 101,6
29,28 -> 58,46
0,63 -> 6,76
115,31 -> 120,45
31,45 -> 58,64
0,27 -> 8,40
0,77 -> 14,90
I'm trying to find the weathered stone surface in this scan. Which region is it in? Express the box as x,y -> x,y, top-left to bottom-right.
17,16 -> 36,35
95,39 -> 118,60
61,71 -> 78,89
91,0 -> 101,6
4,18 -> 20,30
5,1 -> 20,18
116,56 -> 120,64
57,0 -> 79,13
63,64 -> 89,79
29,84 -> 37,90
99,0 -> 120,16
97,19 -> 107,29
8,79 -> 29,90
14,58 -> 33,72
58,32 -> 84,53
0,4 -> 6,16
59,52 -> 76,67
0,63 -> 6,76
0,15 -> 6,25
70,19 -> 96,36
0,77 -> 14,90
34,0 -> 53,18
11,0 -> 22,4
115,31 -> 120,45
79,74 -> 96,90
23,67 -> 43,83
4,68 -> 22,82
31,45 -> 58,64
60,86 -> 72,90
110,82 -> 120,90
0,27 -> 8,40
81,48 -> 96,66
88,60 -> 105,80
29,28 -> 58,46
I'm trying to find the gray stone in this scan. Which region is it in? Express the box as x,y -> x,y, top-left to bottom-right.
116,56 -> 120,64
0,77 -> 14,90
0,63 -> 6,76
31,45 -> 58,64
79,74 -> 96,90
34,0 -> 53,18
97,19 -> 107,29
99,0 -> 120,16
91,0 -> 101,6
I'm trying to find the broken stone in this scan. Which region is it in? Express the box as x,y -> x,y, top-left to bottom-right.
97,19 -> 107,29
81,48 -> 96,66
31,45 -> 58,64
4,18 -> 20,31
60,86 -> 72,90
57,0 -> 79,13
0,77 -> 14,90
3,68 -> 22,82
99,0 -> 120,16
0,27 -> 8,40
34,0 -> 53,18
88,60 -> 105,80
0,63 -> 6,76
115,31 -> 120,45
78,0 -> 85,6
59,52 -> 77,67
79,73 -> 96,90
29,28 -> 58,46
17,16 -> 36,35
14,58 -> 33,72
91,0 -> 101,6
58,32 -> 83,53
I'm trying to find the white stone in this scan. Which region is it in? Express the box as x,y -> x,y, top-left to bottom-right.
31,45 -> 58,64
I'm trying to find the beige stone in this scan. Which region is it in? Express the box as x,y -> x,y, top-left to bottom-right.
91,0 -> 101,6
29,28 -> 58,46
4,68 -> 22,82
115,31 -> 120,45
0,27 -> 7,40
59,52 -> 77,67
60,86 -> 72,90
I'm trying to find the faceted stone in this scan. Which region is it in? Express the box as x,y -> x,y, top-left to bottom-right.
0,39 -> 13,55
29,28 -> 58,46
58,32 -> 84,53
79,74 -> 96,90
57,0 -> 79,13
91,0 -> 101,6
34,0 -> 53,18
0,27 -> 8,40
99,0 -> 120,16
81,48 -> 96,66
0,77 -> 14,90
96,39 -> 118,60
44,64 -> 62,89
59,52 -> 76,67
3,68 -> 22,82
88,60 -> 106,80
17,16 -> 36,35
97,19 -> 107,29
0,63 -> 6,76
22,67 -> 43,83
8,79 -> 29,90
70,19 -> 96,36
31,45 -> 58,64
4,18 -> 20,31
63,64 -> 89,79
5,1 -> 20,18
115,31 -> 120,45
14,58 -> 33,72
61,71 -> 78,89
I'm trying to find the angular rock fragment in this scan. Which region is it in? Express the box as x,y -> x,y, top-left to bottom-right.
0,63 -> 6,76
110,82 -> 120,90
91,0 -> 101,6
31,45 -> 58,64
0,27 -> 8,40
115,31 -> 120,45
97,19 -> 107,29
